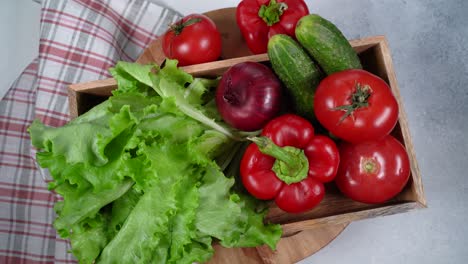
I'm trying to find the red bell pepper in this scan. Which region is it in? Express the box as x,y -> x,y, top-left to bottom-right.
240,114 -> 340,213
236,0 -> 309,54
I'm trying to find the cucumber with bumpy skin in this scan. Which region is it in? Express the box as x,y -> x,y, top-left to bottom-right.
295,14 -> 362,75
267,34 -> 322,120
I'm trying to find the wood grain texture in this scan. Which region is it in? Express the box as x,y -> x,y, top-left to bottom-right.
203,8 -> 253,59
378,38 -> 427,207
280,202 -> 425,236
179,53 -> 269,78
67,7 -> 427,264
68,88 -> 78,119
136,37 -> 165,65
208,224 -> 347,264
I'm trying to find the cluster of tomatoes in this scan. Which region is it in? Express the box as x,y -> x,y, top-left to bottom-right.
314,69 -> 411,206
237,69 -> 411,214
161,10 -> 410,215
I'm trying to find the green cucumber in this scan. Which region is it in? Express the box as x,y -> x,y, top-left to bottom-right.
267,34 -> 322,120
295,14 -> 362,75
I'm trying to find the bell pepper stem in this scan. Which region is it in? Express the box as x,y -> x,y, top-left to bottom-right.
258,0 -> 288,26
249,136 -> 297,165
249,136 -> 308,184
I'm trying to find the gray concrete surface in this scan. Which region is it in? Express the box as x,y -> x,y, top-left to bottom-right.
2,0 -> 467,263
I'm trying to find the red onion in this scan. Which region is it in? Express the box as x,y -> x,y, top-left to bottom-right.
216,61 -> 282,131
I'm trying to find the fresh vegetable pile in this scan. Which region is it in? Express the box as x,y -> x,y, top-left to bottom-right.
29,2 -> 413,263
225,2 -> 408,210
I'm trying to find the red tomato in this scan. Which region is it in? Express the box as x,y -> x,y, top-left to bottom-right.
162,14 -> 222,66
334,135 -> 410,204
314,69 -> 399,143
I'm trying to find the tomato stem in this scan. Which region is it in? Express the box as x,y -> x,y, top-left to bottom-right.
362,158 -> 379,174
171,18 -> 202,36
333,82 -> 372,124
249,136 -> 308,184
258,0 -> 288,26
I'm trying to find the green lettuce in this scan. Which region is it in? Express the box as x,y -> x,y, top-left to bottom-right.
29,60 -> 281,264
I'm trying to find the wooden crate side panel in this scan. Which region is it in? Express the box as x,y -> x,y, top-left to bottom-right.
280,202 -> 425,235
378,39 -> 427,207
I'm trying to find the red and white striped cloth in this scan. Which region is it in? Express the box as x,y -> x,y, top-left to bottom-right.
0,1 -> 181,262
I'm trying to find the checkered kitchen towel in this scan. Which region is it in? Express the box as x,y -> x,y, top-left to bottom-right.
0,0 -> 181,262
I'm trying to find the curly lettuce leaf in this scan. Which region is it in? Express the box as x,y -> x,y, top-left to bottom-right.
54,179 -> 133,235
196,164 -> 282,250
149,60 -> 239,140
29,59 -> 281,264
109,61 -> 154,95
69,212 -> 111,264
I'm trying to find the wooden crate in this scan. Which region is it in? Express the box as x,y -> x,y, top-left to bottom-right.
68,8 -> 426,237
